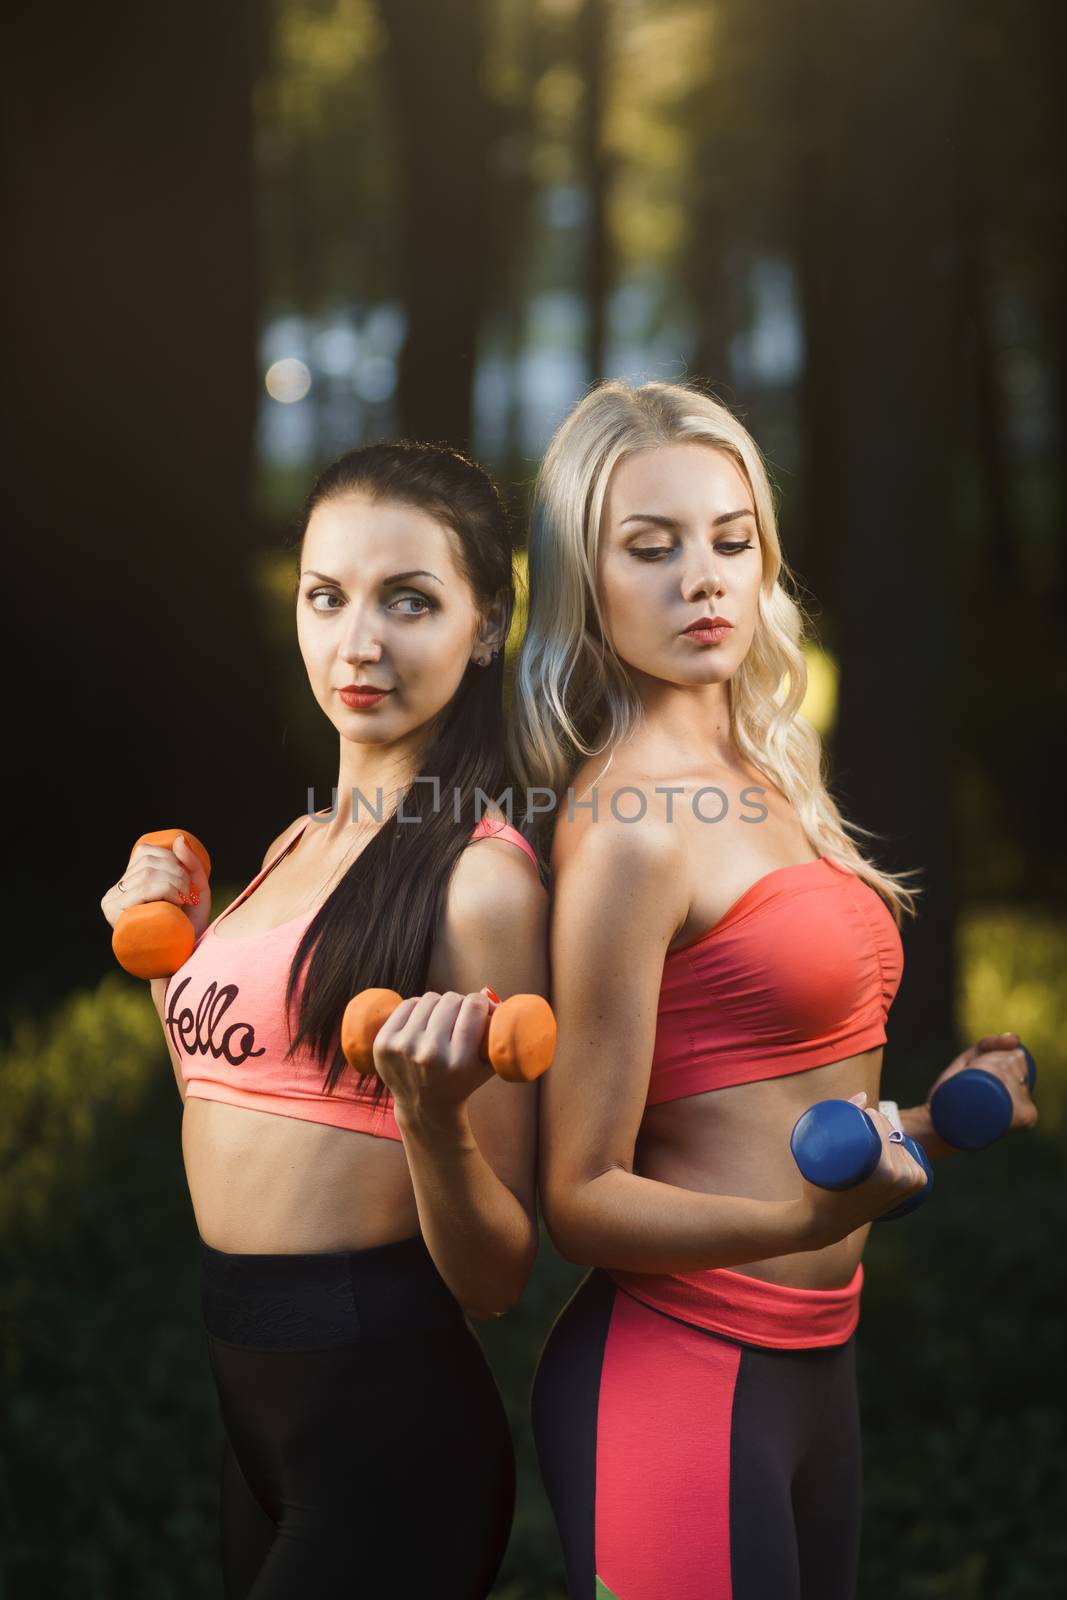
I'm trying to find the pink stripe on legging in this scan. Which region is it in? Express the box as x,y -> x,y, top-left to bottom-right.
594,1290 -> 741,1599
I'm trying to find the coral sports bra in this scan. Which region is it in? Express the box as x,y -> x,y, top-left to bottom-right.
647,856 -> 904,1103
163,812 -> 540,1140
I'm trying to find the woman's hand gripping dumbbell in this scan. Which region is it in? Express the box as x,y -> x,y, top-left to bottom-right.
101,830 -> 212,979
925,1034 -> 1039,1151
791,1091 -> 934,1240
341,986 -> 557,1098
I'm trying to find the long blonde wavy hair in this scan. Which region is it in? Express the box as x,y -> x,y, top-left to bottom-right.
507,378 -> 922,925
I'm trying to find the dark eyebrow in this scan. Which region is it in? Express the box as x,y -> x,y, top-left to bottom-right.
620,509 -> 756,529
302,569 -> 443,587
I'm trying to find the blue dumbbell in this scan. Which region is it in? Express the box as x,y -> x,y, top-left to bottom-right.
790,1099 -> 934,1221
929,1044 -> 1036,1152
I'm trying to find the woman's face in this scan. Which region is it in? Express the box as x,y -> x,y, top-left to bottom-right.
596,442 -> 763,690
297,491 -> 490,749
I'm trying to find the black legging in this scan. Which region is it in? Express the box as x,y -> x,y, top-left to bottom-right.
200,1232 -> 515,1598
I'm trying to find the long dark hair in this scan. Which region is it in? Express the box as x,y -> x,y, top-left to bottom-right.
280,440 -> 521,1101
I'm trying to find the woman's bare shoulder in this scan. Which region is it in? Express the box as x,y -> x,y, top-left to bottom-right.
550,750 -> 685,876
559,802 -> 684,868
259,813 -> 311,871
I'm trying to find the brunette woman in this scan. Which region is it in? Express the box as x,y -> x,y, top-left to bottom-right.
101,441 -> 548,1598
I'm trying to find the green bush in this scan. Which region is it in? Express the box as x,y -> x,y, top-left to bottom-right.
2,911 -> 1063,1597
0,975 -> 220,1598
960,909 -> 1066,1130
857,1131 -> 1066,1596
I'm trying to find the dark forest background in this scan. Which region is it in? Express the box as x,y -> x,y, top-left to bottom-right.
2,1 -> 1064,1595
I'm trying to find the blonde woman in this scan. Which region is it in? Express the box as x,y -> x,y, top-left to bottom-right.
509,379 -> 1035,1600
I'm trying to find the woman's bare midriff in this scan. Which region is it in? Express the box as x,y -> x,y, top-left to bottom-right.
557,744 -> 883,1291
634,1047 -> 883,1289
183,1098 -> 421,1254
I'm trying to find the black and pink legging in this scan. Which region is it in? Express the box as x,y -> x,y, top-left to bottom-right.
531,1265 -> 864,1600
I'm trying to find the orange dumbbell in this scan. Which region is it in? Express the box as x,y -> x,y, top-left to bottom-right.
111,828 -> 212,980
341,986 -> 557,1084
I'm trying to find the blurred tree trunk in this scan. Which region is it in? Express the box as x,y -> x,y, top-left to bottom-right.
376,0 -> 494,451
483,0 -> 542,476
786,0 -> 850,633
3,1 -> 283,1020
687,243 -> 734,403
577,0 -> 610,382
685,93 -> 737,401
960,241 -> 1016,583
817,0 -> 964,1076
958,12 -> 1017,587
1042,0 -> 1067,608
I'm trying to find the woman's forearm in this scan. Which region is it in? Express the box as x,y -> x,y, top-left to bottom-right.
395,1103 -> 538,1320
545,1167 -> 817,1274
899,1102 -> 957,1161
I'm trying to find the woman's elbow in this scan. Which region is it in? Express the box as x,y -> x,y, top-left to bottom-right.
465,1291 -> 522,1323
465,1236 -> 539,1321
539,1187 -> 598,1266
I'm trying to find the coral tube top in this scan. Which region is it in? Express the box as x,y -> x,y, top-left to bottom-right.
163,813 -> 540,1139
647,856 -> 904,1104
606,856 -> 900,1348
